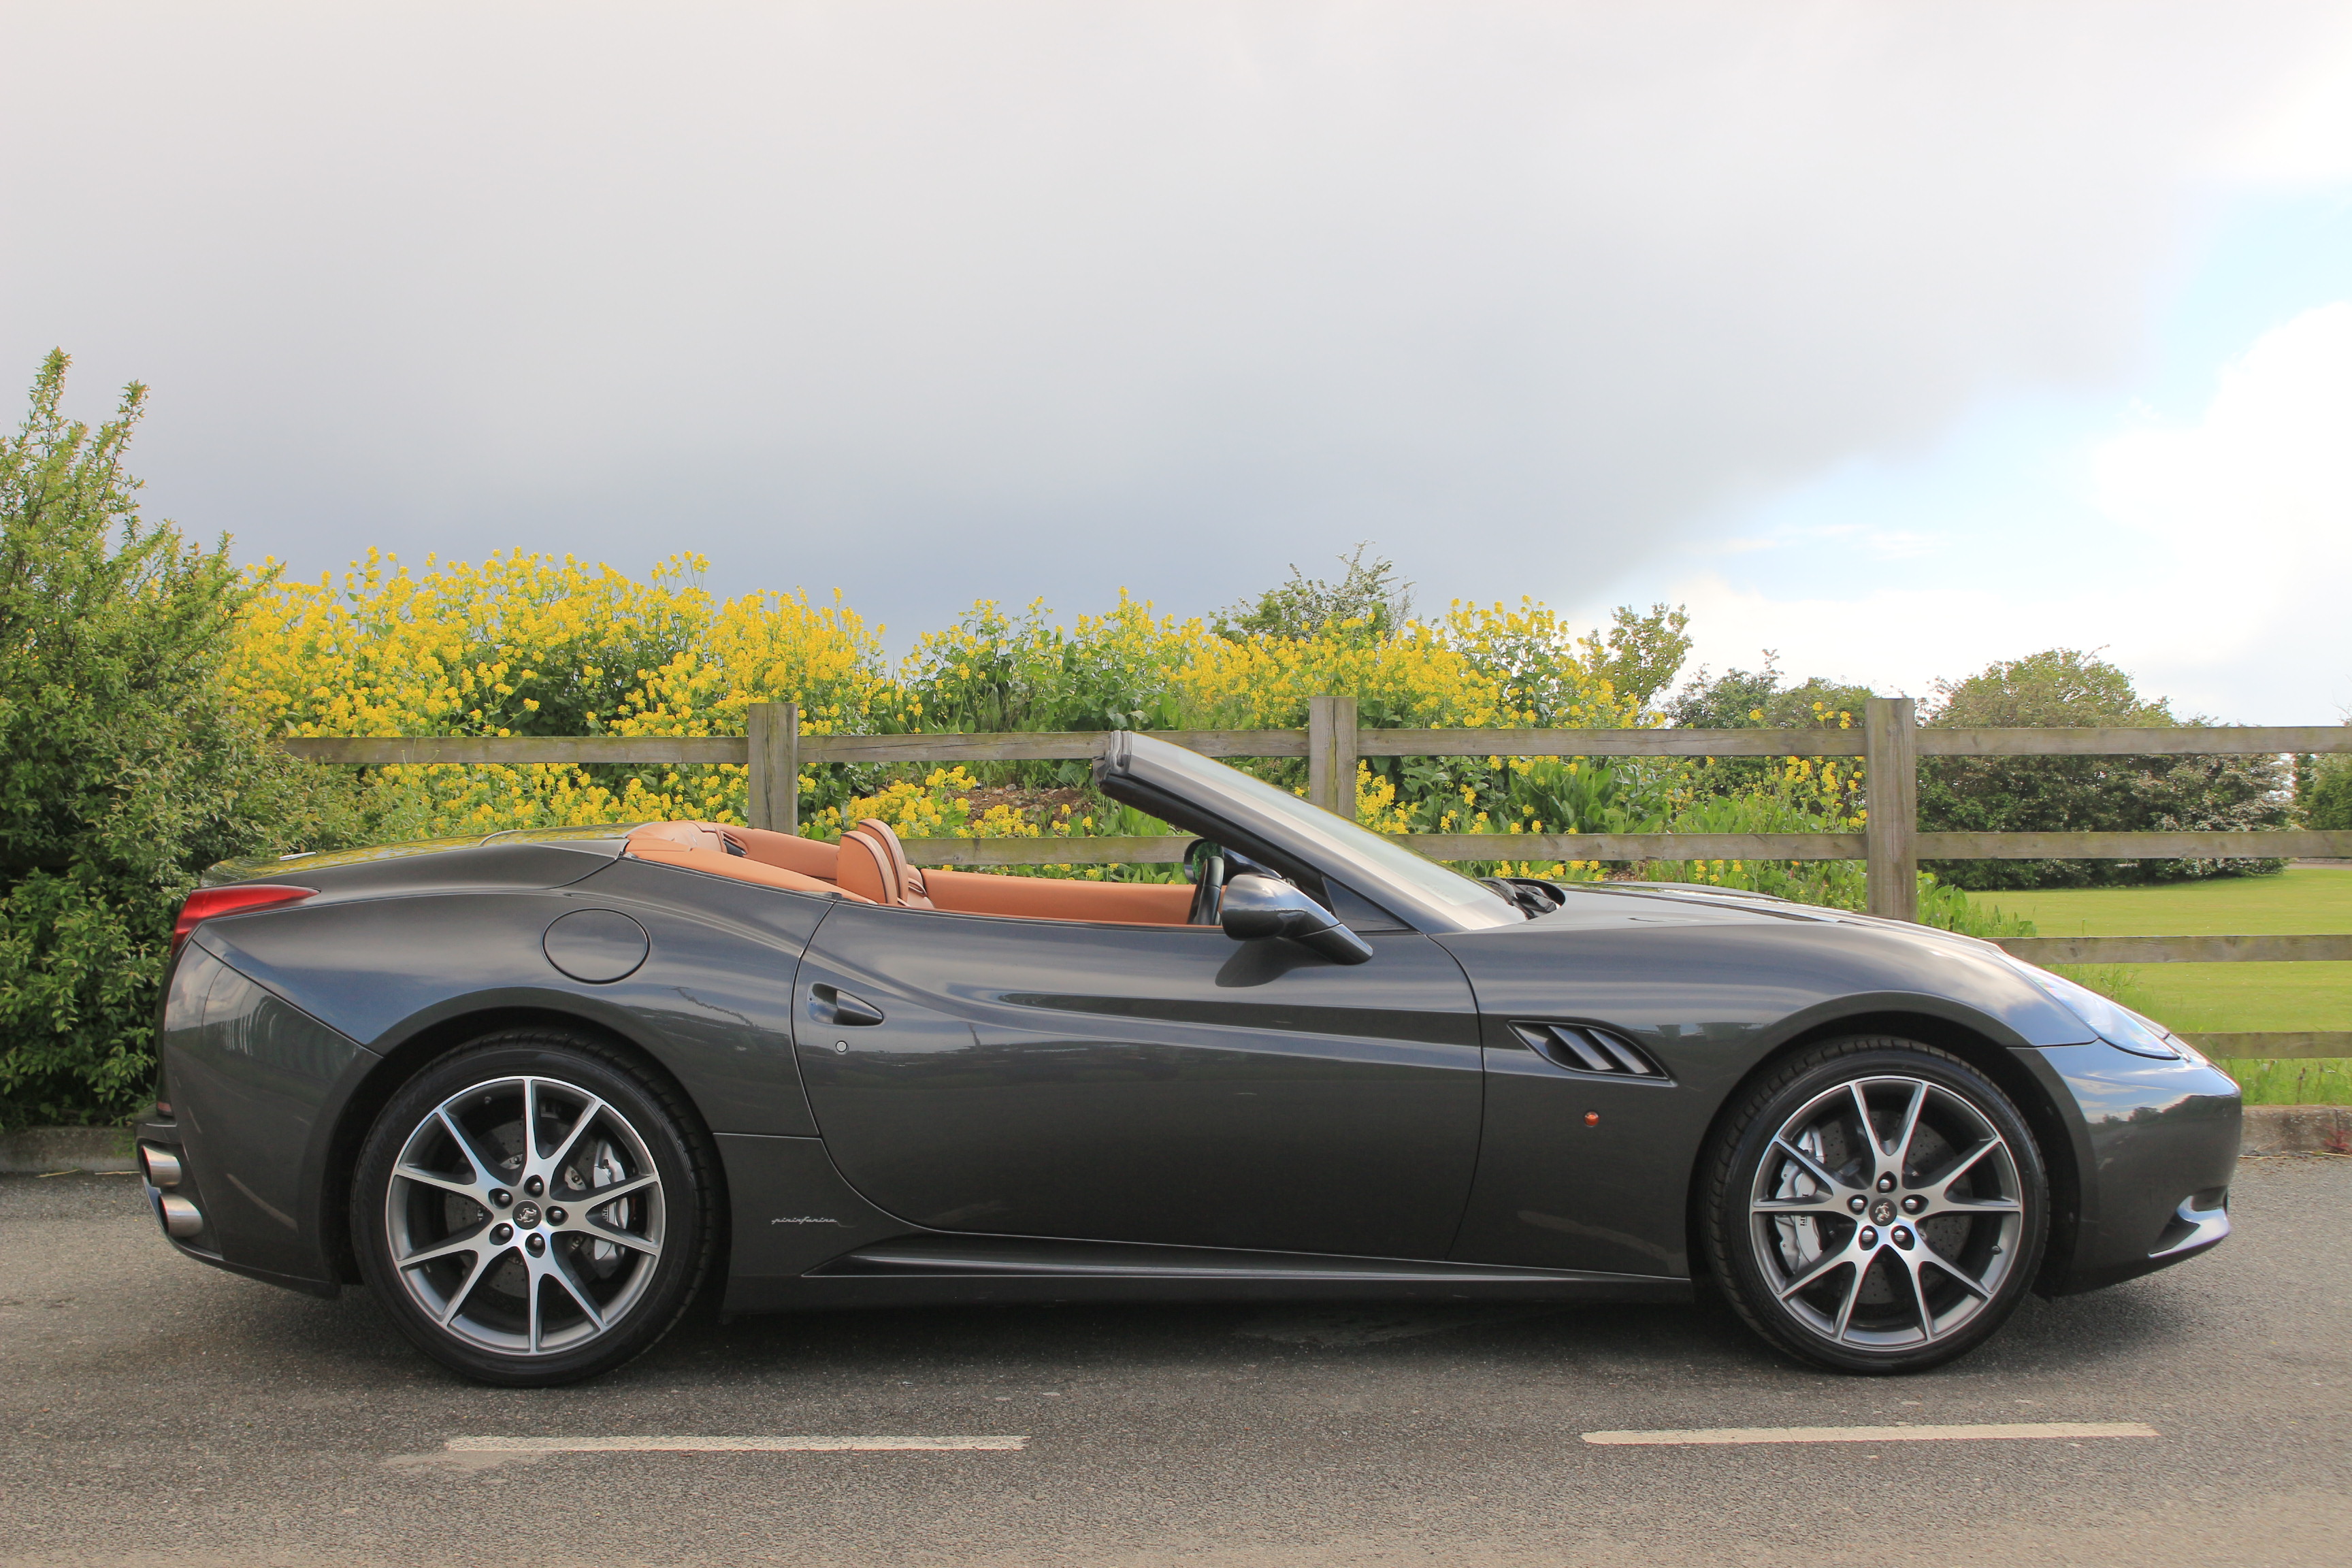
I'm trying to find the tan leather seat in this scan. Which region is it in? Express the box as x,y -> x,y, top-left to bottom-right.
623,821 -> 872,899
628,819 -> 743,857
924,868 -> 1196,925
621,817 -> 1192,924
840,817 -> 1197,924
839,818 -> 934,908
860,818 -> 933,906
733,828 -> 840,881
834,832 -> 890,904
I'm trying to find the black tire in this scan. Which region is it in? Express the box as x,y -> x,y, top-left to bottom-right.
1701,1036 -> 2048,1375
351,1028 -> 717,1386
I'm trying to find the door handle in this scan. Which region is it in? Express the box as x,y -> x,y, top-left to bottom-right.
808,984 -> 885,1026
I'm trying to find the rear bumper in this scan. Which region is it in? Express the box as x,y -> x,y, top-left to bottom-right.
144,941 -> 369,1298
2030,1042 -> 2242,1296
135,1114 -> 342,1298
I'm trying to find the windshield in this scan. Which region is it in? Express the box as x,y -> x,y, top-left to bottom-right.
1134,739 -> 1519,921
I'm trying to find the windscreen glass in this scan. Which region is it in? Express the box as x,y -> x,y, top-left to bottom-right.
1144,742 -> 1516,917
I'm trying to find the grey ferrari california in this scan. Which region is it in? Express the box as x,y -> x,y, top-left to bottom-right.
139,732 -> 2240,1385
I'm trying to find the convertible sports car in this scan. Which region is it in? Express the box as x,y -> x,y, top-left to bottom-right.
141,733 -> 2240,1385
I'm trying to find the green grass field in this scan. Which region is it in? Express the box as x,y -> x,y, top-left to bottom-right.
1965,867 -> 2352,1105
1969,866 -> 2352,938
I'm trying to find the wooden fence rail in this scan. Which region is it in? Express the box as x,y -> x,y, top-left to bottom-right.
274,702 -> 2352,908
275,700 -> 2352,919
1995,935 -> 2352,965
278,695 -> 2352,1059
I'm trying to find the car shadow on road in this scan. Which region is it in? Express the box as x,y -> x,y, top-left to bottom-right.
629,1280 -> 2196,1388
197,1250 -> 2205,1392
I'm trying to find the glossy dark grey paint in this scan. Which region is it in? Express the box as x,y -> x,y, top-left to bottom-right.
1433,902 -> 2100,1279
144,819 -> 2242,1322
543,908 -> 651,982
195,855 -> 834,1140
151,941 -> 367,1292
2025,1043 -> 2241,1292
794,902 -> 1482,1257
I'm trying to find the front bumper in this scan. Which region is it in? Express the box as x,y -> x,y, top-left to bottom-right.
2031,1042 -> 2242,1296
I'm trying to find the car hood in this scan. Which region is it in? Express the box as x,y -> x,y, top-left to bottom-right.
1444,880 -> 2094,1051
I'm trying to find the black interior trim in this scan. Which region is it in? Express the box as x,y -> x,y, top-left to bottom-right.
1093,775 -> 1331,902
1097,773 -> 1409,930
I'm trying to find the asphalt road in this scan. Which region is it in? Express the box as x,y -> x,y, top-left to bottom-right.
2,1156 -> 2346,1568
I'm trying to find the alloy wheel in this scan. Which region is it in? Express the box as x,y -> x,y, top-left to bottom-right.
1747,1073 -> 2026,1351
383,1075 -> 666,1356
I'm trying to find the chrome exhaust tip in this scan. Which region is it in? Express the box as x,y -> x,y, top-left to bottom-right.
158,1194 -> 203,1239
139,1144 -> 182,1188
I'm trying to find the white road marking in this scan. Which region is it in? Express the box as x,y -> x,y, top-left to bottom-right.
445,1435 -> 1028,1453
1582,1421 -> 2159,1447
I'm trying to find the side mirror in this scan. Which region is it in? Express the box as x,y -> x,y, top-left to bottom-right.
1218,874 -> 1375,965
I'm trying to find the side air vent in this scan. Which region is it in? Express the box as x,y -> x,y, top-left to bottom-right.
1509,1022 -> 1671,1081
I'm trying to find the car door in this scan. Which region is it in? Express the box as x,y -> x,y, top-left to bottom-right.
792,899 -> 1484,1260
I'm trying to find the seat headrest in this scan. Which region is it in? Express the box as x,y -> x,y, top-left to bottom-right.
843,817 -> 933,908
836,831 -> 893,904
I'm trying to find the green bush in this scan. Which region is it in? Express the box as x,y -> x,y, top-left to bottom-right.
2304,751 -> 2352,831
1663,655 -> 1874,813
0,353 -> 357,1129
1666,655 -> 1876,736
1918,650 -> 2289,890
1211,542 -> 1417,642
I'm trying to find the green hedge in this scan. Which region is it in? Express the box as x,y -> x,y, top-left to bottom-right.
0,353 -> 355,1129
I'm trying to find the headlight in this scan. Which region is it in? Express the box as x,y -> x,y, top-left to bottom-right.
2008,961 -> 2190,1060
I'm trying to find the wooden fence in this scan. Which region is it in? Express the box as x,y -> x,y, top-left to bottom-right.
281,697 -> 2352,1060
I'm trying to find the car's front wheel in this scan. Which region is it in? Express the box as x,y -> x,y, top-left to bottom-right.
352,1029 -> 715,1386
1701,1037 -> 2048,1374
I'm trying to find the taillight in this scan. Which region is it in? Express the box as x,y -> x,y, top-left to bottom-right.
172,885 -> 316,955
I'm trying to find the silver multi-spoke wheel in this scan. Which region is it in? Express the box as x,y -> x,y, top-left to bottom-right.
1750,1073 -> 2025,1352
385,1075 -> 666,1357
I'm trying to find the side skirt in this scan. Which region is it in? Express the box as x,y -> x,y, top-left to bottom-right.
728,1231 -> 1690,1313
715,1130 -> 1688,1314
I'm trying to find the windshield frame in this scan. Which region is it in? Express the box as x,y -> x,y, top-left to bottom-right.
1096,732 -> 1524,934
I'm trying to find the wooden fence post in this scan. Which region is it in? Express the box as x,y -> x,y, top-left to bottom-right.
1307,694 -> 1359,819
1863,696 -> 1918,922
747,701 -> 799,833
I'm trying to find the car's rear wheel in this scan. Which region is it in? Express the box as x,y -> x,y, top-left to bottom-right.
352,1029 -> 715,1386
1701,1037 -> 2048,1374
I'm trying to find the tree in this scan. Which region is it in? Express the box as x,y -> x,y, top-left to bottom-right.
1582,603 -> 1693,709
1212,542 -> 1415,641
1918,649 -> 2289,889
2300,749 -> 2352,831
0,352 -> 354,1128
1665,653 -> 1876,806
1666,652 -> 1874,734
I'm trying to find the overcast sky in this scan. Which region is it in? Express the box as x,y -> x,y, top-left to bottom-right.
5,1 -> 2349,719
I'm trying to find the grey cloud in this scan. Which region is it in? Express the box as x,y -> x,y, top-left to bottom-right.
0,0 -> 2335,634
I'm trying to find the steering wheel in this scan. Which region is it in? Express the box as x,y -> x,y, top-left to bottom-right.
1184,839 -> 1226,926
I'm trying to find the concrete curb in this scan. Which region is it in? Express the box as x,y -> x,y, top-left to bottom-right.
4,1105 -> 2347,1175
2240,1103 -> 2352,1156
0,1126 -> 137,1175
